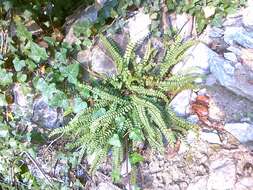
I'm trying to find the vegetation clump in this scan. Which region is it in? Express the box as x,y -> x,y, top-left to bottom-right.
51,35 -> 199,180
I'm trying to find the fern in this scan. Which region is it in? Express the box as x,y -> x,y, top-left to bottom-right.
51,34 -> 199,181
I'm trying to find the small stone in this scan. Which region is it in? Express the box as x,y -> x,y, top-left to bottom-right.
169,90 -> 192,116
224,27 -> 253,48
198,88 -> 207,96
207,158 -> 236,190
200,131 -> 222,144
126,11 -> 151,42
172,43 -> 216,76
32,97 -> 63,129
187,176 -> 208,190
97,182 -> 119,190
227,46 -> 242,56
243,6 -> 253,31
224,52 -> 238,62
186,130 -> 198,144
121,158 -> 131,177
187,115 -> 199,124
224,122 -> 253,143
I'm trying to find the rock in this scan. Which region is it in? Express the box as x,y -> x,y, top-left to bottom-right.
200,131 -> 222,144
210,56 -> 253,101
172,43 -> 216,75
224,52 -> 238,62
32,97 -> 63,129
121,158 -> 131,177
227,46 -> 242,56
126,10 -> 151,42
224,123 -> 253,143
243,5 -> 253,31
207,158 -> 236,190
205,74 -> 217,86
235,177 -> 253,190
64,5 -> 98,44
187,115 -> 199,124
187,176 -> 208,190
224,27 -> 253,48
91,46 -> 116,76
169,90 -> 192,116
97,182 -> 120,190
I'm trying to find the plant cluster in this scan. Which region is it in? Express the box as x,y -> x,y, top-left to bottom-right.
166,0 -> 246,33
51,35 -> 199,183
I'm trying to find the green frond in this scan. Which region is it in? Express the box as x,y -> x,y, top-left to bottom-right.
99,34 -> 123,73
142,41 -> 156,66
160,39 -> 197,77
111,146 -> 123,182
129,85 -> 169,103
158,74 -> 197,92
124,41 -> 136,67
89,145 -> 110,174
91,104 -> 133,130
132,96 -> 176,144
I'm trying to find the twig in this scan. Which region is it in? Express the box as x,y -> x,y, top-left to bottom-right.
21,151 -> 53,187
43,133 -> 64,154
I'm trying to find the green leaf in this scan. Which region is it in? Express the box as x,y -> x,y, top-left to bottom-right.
0,68 -> 13,86
13,57 -> 26,71
73,20 -> 92,37
0,124 -> 9,138
16,21 -> 32,41
109,134 -> 121,147
0,94 -> 7,106
129,128 -> 143,141
29,42 -> 48,63
35,78 -> 57,101
130,152 -> 144,165
60,63 -> 79,84
49,90 -> 69,108
73,97 -> 87,113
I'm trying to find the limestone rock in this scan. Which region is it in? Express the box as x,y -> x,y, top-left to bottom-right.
224,122 -> 253,143
32,97 -> 63,129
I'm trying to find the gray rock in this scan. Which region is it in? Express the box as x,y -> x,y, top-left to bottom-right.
224,122 -> 253,143
187,115 -> 199,124
224,52 -> 238,62
224,27 -> 253,48
64,5 -> 98,44
210,56 -> 253,101
187,176 -> 208,190
200,131 -> 222,144
126,11 -> 151,42
227,46 -> 242,56
243,5 -> 253,31
121,158 -> 131,177
97,182 -> 120,190
172,43 -> 216,76
91,46 -> 116,76
32,97 -> 63,129
169,90 -> 192,117
207,158 -> 236,190
235,177 -> 253,190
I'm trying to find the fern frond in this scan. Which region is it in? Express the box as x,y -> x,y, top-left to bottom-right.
111,146 -> 123,182
100,34 -> 123,73
158,74 -> 197,92
132,96 -> 176,144
160,39 -> 196,77
124,41 -> 136,67
89,145 -> 109,174
91,104 -> 133,130
129,85 -> 169,103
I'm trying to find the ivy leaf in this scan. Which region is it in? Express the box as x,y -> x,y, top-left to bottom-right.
49,90 -> 69,109
0,94 -> 7,106
13,57 -> 26,71
129,128 -> 143,141
0,68 -> 13,86
130,152 -> 144,165
16,72 -> 27,82
0,124 -> 9,138
109,134 -> 121,147
29,42 -> 48,63
60,63 -> 79,84
35,78 -> 57,101
73,97 -> 87,113
16,21 -> 32,41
